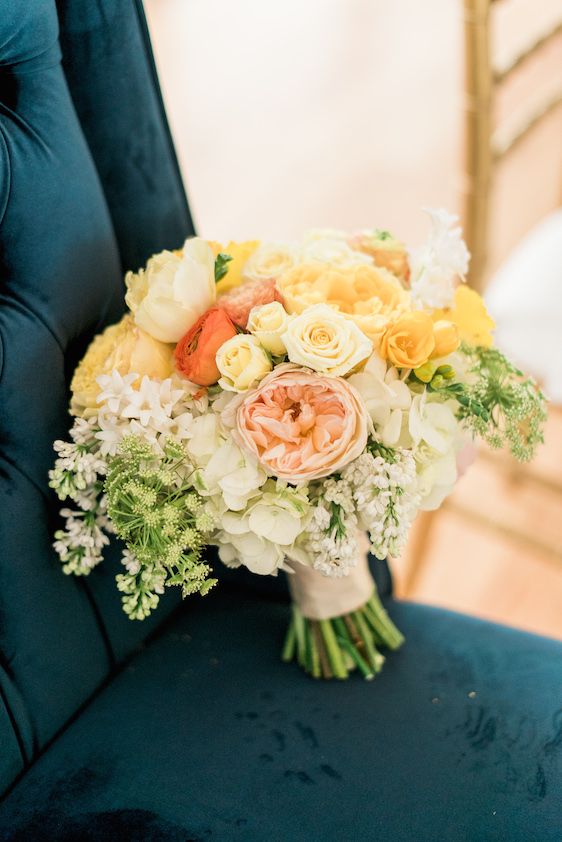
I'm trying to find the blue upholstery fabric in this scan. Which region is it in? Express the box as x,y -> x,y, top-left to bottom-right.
0,0 -> 191,789
0,588 -> 560,841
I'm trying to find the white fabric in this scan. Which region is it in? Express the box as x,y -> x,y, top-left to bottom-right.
486,209 -> 562,403
287,533 -> 374,620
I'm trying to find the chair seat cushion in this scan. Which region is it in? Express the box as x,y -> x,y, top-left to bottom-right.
0,588 -> 560,842
486,209 -> 562,402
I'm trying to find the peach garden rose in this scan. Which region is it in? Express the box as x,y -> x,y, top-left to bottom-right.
231,365 -> 370,480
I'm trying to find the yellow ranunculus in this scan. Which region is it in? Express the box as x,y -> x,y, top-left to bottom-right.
434,285 -> 495,347
208,240 -> 260,294
70,315 -> 174,417
379,312 -> 436,369
431,320 -> 460,359
276,262 -> 409,342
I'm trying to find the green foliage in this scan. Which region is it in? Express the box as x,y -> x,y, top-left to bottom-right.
214,252 -> 233,283
431,344 -> 547,461
105,435 -> 216,620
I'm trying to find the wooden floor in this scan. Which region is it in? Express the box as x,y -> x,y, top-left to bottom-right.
145,1 -> 562,640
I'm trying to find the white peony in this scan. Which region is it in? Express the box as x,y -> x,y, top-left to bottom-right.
216,334 -> 272,392
348,354 -> 412,446
409,208 -> 470,309
246,301 -> 290,356
409,393 -> 460,454
281,304 -> 372,377
242,242 -> 297,283
415,445 -> 458,511
125,238 -> 215,343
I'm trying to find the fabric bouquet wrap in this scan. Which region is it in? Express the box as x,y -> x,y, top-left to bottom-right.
50,211 -> 546,681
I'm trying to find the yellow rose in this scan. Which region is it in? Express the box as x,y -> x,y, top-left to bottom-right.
208,240 -> 260,294
216,334 -> 272,392
70,315 -> 174,416
276,263 -> 409,342
380,312 -> 436,369
433,285 -> 495,347
246,301 -> 290,356
431,320 -> 460,358
281,304 -> 372,376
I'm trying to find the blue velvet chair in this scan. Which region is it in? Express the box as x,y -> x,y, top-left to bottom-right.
0,2 -> 560,839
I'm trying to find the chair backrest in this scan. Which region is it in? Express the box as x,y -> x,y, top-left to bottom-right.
0,0 -> 193,794
462,0 -> 562,290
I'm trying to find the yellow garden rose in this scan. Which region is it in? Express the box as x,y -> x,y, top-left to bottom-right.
431,320 -> 460,358
209,240 -> 260,294
379,312 -> 436,369
433,285 -> 495,347
70,315 -> 174,416
276,263 -> 409,342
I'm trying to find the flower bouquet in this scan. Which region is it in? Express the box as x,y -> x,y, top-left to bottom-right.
50,211 -> 546,680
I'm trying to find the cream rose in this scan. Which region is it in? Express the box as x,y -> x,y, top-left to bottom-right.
281,304 -> 372,376
216,334 -> 273,392
246,301 -> 290,356
125,238 -> 215,343
242,242 -> 297,283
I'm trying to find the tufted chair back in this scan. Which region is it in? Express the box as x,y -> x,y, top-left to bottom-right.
0,0 -> 193,793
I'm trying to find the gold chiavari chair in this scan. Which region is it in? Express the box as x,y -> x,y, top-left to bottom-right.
400,0 -> 562,595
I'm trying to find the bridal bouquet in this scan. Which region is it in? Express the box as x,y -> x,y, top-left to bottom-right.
49,210 -> 546,680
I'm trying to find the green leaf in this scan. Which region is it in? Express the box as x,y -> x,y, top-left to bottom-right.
215,252 -> 233,283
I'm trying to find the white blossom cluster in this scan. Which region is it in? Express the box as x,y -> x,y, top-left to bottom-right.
341,449 -> 420,560
49,415 -> 112,575
301,477 -> 359,578
95,371 -> 207,459
409,208 -> 470,309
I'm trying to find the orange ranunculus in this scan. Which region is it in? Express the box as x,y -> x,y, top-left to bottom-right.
174,307 -> 237,386
431,319 -> 460,358
379,311 -> 436,369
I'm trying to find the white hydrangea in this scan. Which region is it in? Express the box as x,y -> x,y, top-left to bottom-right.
409,208 -> 470,309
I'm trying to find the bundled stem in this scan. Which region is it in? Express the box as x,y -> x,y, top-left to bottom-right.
282,588 -> 404,680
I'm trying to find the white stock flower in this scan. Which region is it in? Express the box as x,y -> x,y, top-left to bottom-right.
348,354 -> 412,446
409,208 -> 470,309
216,334 -> 272,392
281,304 -> 372,376
246,301 -> 290,356
242,241 -> 297,283
125,237 -> 215,343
